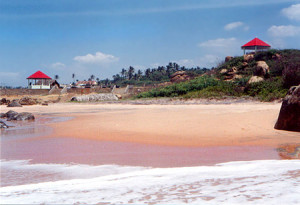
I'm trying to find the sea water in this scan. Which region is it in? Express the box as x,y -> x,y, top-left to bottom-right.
1,116 -> 299,204
1,159 -> 300,204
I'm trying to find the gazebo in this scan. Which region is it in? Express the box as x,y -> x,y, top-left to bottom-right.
241,38 -> 271,54
27,70 -> 52,89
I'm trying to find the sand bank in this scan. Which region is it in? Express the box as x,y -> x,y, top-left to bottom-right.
1,102 -> 298,147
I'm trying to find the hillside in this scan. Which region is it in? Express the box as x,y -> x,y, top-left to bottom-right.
136,49 -> 300,101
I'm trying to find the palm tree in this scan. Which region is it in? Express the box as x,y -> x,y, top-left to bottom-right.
54,75 -> 59,80
90,74 -> 95,81
137,69 -> 143,80
121,68 -> 126,79
72,73 -> 75,82
128,66 -> 135,80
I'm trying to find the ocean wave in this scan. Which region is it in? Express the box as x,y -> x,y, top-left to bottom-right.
1,160 -> 300,204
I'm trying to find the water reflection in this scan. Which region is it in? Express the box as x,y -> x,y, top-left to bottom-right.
277,144 -> 300,159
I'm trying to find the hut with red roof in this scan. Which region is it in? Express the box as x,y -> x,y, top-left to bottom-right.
27,70 -> 52,89
241,37 -> 271,54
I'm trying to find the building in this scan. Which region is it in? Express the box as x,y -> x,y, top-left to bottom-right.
27,70 -> 52,89
76,80 -> 97,88
241,38 -> 271,54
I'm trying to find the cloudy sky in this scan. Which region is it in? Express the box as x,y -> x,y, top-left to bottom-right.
1,0 -> 300,86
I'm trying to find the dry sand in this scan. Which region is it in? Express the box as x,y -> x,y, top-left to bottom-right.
1,102 -> 298,147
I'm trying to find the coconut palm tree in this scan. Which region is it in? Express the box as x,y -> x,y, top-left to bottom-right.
128,66 -> 135,80
72,73 -> 75,83
90,75 -> 95,81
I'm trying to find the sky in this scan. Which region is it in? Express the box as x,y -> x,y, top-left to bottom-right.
1,0 -> 300,86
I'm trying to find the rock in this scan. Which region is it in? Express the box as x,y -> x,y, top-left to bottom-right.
225,56 -> 233,62
274,85 -> 300,132
248,76 -> 264,84
229,66 -> 238,73
233,74 -> 243,80
19,97 -> 37,105
0,98 -> 9,105
255,61 -> 269,77
42,102 -> 48,106
6,110 -> 19,120
7,100 -> 22,107
220,69 -> 228,74
170,71 -> 191,83
0,113 -> 6,118
272,53 -> 281,60
115,94 -> 122,99
242,62 -> 248,69
0,120 -> 9,128
7,112 -> 35,121
243,54 -> 254,62
71,93 -> 119,102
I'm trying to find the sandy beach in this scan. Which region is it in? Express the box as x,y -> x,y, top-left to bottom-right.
1,101 -> 300,204
1,101 -> 298,148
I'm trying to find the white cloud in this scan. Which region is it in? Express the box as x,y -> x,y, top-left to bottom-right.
224,22 -> 244,30
268,25 -> 300,37
198,38 -> 238,47
282,4 -> 300,21
50,62 -> 66,69
176,59 -> 195,67
224,22 -> 250,31
74,51 -> 119,64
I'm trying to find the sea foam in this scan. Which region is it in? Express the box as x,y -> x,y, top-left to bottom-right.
1,160 -> 299,204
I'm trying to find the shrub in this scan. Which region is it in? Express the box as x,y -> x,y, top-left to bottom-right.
245,77 -> 288,101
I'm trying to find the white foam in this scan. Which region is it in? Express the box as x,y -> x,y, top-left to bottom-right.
1,160 -> 300,204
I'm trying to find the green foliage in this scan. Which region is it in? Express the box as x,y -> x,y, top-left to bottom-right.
245,77 -> 288,101
183,82 -> 243,99
136,76 -> 219,98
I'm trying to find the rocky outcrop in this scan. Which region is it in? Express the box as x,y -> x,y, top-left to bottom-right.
6,110 -> 18,120
225,56 -> 233,62
0,120 -> 9,128
19,97 -> 38,105
0,98 -> 10,105
170,71 -> 191,83
274,85 -> 300,132
7,100 -> 22,107
247,76 -> 264,84
255,61 -> 269,77
7,112 -> 35,121
71,93 -> 119,102
1,110 -> 35,121
243,54 -> 254,62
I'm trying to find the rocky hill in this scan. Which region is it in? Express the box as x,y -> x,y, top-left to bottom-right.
136,49 -> 300,101
216,49 -> 300,88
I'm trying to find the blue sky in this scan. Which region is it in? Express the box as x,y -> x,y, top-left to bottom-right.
1,0 -> 300,86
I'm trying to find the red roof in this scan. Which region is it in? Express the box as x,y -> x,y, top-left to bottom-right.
242,38 -> 271,48
27,70 -> 52,79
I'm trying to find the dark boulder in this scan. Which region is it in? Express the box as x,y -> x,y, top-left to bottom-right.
19,97 -> 37,105
0,120 -> 9,128
7,100 -> 22,107
274,85 -> 300,132
7,112 -> 35,121
0,113 -> 6,118
6,110 -> 19,120
0,98 -> 9,105
225,56 -> 233,62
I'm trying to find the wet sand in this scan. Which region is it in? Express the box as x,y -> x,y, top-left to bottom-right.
1,102 -> 299,167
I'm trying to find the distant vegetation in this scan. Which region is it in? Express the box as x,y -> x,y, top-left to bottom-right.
99,63 -> 210,87
136,49 -> 300,101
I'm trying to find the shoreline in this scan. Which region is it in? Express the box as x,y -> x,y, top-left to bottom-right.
1,101 -> 299,167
